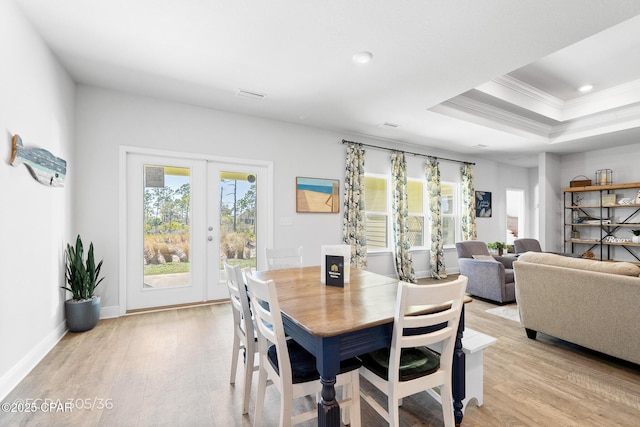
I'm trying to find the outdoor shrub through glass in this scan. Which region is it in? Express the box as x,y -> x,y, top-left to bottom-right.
142,165 -> 192,288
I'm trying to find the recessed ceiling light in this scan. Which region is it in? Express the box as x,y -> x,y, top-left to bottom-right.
352,51 -> 373,64
578,84 -> 594,93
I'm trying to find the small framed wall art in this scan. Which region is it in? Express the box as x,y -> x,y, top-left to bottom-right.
296,177 -> 340,213
476,191 -> 492,218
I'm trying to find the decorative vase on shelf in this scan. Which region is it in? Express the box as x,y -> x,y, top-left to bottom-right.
633,235 -> 640,244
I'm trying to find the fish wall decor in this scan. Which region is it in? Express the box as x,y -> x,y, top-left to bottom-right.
10,134 -> 67,187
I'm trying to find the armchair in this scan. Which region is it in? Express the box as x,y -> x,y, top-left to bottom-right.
513,238 -> 542,254
514,238 -> 580,258
455,240 -> 516,304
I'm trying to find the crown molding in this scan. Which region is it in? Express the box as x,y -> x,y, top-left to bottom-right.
431,92 -> 640,145
431,95 -> 552,140
476,76 -> 565,121
476,75 -> 640,123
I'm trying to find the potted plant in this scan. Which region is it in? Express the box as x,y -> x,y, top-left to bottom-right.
631,230 -> 640,244
61,235 -> 104,332
487,241 -> 506,256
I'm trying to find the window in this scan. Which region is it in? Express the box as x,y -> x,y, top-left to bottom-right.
364,175 -> 460,250
407,180 -> 425,247
364,175 -> 388,249
440,182 -> 459,246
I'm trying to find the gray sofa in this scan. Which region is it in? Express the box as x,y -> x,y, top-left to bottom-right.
455,240 -> 515,304
514,252 -> 640,365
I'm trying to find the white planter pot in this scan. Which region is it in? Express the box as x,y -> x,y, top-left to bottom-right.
632,235 -> 640,244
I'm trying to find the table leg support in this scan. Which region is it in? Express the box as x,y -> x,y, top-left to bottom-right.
453,307 -> 466,426
317,376 -> 340,427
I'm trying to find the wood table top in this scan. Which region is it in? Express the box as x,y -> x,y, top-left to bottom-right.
253,266 -> 470,338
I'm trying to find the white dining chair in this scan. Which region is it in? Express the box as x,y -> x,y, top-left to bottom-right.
265,246 -> 303,270
358,276 -> 468,427
224,261 -> 259,415
244,268 -> 361,427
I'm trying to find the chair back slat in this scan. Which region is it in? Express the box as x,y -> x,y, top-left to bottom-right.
244,269 -> 293,385
224,262 -> 254,340
390,277 -> 467,381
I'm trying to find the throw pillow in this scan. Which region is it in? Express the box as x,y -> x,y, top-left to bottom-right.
472,255 -> 498,262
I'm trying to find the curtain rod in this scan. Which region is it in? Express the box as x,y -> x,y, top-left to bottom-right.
341,139 -> 475,166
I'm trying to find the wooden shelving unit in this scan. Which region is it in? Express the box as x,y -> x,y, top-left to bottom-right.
563,181 -> 640,261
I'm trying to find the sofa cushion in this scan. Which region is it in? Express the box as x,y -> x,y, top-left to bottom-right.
518,251 -> 640,277
505,268 -> 515,283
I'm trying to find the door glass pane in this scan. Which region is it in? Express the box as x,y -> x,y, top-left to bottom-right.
220,172 -> 257,270
143,165 -> 191,288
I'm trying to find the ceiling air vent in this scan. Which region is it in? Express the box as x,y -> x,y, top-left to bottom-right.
237,89 -> 266,101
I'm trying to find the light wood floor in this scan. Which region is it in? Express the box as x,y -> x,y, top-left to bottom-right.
2,296 -> 639,426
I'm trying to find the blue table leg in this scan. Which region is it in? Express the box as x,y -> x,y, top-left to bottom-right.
317,375 -> 340,426
452,306 -> 466,425
315,337 -> 341,426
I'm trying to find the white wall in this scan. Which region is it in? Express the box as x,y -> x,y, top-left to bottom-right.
0,8 -> 533,398
76,87 -> 533,309
76,87 -> 354,311
538,153 -> 562,251
561,143 -> 640,261
473,160 -> 533,245
0,0 -> 75,400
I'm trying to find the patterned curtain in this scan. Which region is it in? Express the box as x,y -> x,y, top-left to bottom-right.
426,157 -> 447,279
391,152 -> 416,283
461,163 -> 477,240
342,143 -> 367,268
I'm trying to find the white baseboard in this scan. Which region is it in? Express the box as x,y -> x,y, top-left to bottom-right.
0,305 -> 121,402
100,305 -> 120,319
0,321 -> 67,402
416,267 -> 460,279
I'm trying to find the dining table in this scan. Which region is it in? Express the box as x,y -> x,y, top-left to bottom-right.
254,266 -> 471,427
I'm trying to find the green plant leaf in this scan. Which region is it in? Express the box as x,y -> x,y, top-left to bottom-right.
64,235 -> 105,301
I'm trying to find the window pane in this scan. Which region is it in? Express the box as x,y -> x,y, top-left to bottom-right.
441,183 -> 454,215
219,172 -> 257,270
366,214 -> 387,248
408,216 -> 424,247
407,181 -> 423,214
143,165 -> 191,288
442,216 -> 456,246
364,176 -> 387,212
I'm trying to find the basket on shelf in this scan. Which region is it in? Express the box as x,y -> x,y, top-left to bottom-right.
570,175 -> 592,187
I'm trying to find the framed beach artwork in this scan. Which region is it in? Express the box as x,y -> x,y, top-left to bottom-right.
296,177 -> 340,213
475,191 -> 492,217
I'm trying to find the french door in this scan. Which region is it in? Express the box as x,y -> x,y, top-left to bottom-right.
124,151 -> 268,311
